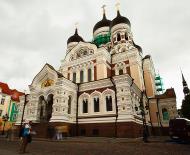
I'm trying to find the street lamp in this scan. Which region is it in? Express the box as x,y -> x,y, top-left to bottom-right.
19,91 -> 29,137
2,113 -> 9,135
139,93 -> 149,143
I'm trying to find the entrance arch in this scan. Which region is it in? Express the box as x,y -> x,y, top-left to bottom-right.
38,94 -> 54,122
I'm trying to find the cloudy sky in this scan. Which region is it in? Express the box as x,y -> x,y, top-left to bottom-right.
0,0 -> 190,108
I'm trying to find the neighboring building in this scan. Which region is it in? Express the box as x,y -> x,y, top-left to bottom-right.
181,71 -> 190,119
0,82 -> 23,132
16,5 -> 177,138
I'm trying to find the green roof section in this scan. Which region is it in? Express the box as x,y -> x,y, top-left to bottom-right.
155,74 -> 164,94
92,32 -> 111,47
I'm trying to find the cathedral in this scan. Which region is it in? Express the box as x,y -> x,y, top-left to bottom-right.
16,5 -> 177,138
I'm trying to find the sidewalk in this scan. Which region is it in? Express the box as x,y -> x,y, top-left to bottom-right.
0,135 -> 170,143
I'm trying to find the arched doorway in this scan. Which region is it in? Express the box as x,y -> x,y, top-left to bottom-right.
38,96 -> 46,122
38,94 -> 53,122
46,94 -> 53,121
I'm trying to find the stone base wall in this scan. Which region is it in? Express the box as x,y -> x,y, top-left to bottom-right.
14,121 -> 145,138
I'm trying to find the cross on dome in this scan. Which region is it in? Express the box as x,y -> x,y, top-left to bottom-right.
101,4 -> 106,14
115,0 -> 120,11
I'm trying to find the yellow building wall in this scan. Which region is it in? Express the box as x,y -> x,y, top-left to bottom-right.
149,99 -> 159,126
130,65 -> 143,90
96,63 -> 107,80
144,71 -> 155,97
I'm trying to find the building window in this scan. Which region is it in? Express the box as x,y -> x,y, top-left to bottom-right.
80,70 -> 84,83
88,68 -> 92,82
80,129 -> 86,136
92,129 -> 99,136
73,72 -> 76,83
94,97 -> 100,112
117,33 -> 121,41
68,96 -> 71,114
83,99 -> 88,113
162,108 -> 169,120
1,98 -> 5,105
125,32 -> 128,40
106,96 -> 113,111
119,69 -> 123,75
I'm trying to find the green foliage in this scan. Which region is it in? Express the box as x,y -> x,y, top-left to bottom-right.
181,95 -> 190,119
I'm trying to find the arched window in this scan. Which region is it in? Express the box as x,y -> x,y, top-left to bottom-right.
119,69 -> 123,75
106,96 -> 113,111
94,97 -> 100,112
80,70 -> 84,83
68,96 -> 71,114
88,68 -> 92,82
125,32 -> 128,40
117,33 -> 121,41
162,108 -> 169,120
83,99 -> 88,113
73,72 -> 76,83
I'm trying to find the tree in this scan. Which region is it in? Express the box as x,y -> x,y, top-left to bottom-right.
181,95 -> 190,119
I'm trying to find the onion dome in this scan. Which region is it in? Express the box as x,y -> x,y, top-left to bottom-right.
110,10 -> 131,28
93,13 -> 111,33
133,41 -> 142,53
67,28 -> 84,45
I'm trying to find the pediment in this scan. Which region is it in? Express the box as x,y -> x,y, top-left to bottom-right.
30,63 -> 63,89
65,42 -> 97,62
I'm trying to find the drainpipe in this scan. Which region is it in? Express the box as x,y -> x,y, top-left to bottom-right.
110,52 -> 118,138
156,98 -> 163,135
76,83 -> 80,136
141,57 -> 152,135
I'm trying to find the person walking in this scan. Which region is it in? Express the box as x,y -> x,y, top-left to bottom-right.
19,121 -> 32,154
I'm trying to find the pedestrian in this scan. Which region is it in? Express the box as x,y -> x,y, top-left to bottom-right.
19,121 -> 32,154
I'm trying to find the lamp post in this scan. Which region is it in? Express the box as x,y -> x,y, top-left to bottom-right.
19,91 -> 29,137
2,114 -> 9,135
139,92 -> 149,143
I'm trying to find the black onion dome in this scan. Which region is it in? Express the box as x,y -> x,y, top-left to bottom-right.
67,29 -> 84,44
93,13 -> 111,33
133,41 -> 142,53
110,11 -> 131,28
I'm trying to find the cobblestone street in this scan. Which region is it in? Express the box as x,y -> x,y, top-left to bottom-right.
0,137 -> 190,155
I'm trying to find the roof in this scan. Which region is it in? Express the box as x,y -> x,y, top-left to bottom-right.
0,82 -> 24,102
110,11 -> 131,28
67,29 -> 84,45
93,13 -> 111,33
155,88 -> 176,99
46,63 -> 63,78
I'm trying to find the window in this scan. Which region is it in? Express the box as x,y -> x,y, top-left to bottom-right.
92,129 -> 99,136
12,113 -> 17,120
80,70 -> 84,83
119,69 -> 123,75
88,68 -> 92,82
1,98 -> 5,105
68,96 -> 71,114
83,99 -> 88,113
162,108 -> 169,120
94,97 -> 100,112
73,72 -> 76,83
106,96 -> 113,111
0,110 -> 2,116
80,129 -> 86,136
117,33 -> 121,41
125,32 -> 128,40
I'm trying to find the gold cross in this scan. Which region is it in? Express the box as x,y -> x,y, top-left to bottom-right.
115,0 -> 120,11
75,22 -> 79,29
101,4 -> 106,14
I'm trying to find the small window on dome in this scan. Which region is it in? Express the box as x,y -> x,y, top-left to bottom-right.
125,33 -> 128,40
117,33 -> 121,41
